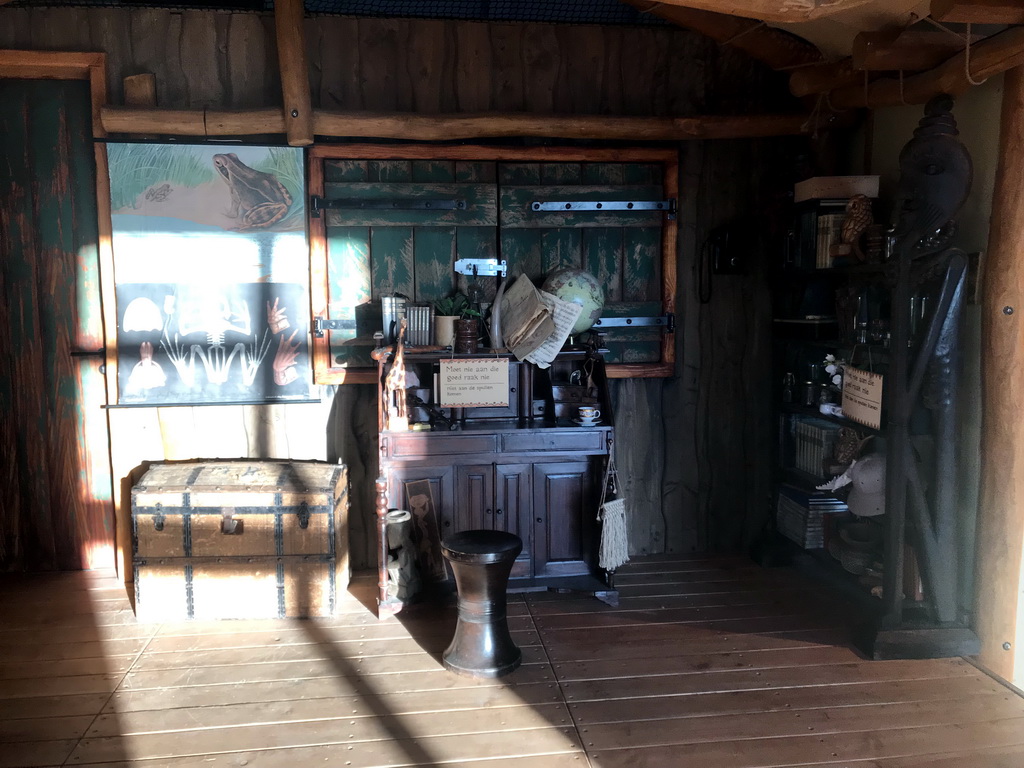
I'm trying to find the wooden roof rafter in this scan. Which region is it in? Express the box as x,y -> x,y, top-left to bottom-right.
618,0 -> 824,71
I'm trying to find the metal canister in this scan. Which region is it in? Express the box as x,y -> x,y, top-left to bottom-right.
803,382 -> 818,406
381,296 -> 407,344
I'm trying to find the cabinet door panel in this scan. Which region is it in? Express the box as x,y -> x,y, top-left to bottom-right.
496,463 -> 533,579
455,464 -> 493,532
386,464 -> 455,580
532,461 -> 593,578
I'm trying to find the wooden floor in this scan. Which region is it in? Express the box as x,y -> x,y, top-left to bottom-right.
2,554 -> 1024,768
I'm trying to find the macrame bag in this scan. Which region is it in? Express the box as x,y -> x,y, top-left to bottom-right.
597,450 -> 629,572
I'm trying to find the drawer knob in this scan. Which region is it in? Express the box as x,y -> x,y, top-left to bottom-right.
495,508 -> 503,516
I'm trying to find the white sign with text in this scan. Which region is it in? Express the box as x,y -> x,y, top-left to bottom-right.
439,359 -> 510,408
842,366 -> 883,430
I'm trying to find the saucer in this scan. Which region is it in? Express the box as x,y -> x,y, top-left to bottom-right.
573,418 -> 602,427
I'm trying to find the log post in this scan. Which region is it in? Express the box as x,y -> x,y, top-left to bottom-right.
977,65 -> 1024,684
274,0 -> 314,146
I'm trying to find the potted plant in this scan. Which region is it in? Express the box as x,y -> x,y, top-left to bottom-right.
433,293 -> 466,348
434,293 -> 481,351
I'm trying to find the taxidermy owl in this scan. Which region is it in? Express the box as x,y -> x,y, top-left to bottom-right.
841,194 -> 873,262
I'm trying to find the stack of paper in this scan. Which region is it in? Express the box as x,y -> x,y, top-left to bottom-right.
500,274 -> 582,369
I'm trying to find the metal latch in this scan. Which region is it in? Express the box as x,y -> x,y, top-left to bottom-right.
593,313 -> 675,332
531,198 -> 676,220
310,195 -> 466,218
297,503 -> 310,530
454,258 -> 507,277
312,317 -> 356,338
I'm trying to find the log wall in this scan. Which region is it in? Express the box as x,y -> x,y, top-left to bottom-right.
0,8 -> 798,572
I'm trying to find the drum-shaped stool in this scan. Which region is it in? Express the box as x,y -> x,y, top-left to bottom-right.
441,530 -> 523,678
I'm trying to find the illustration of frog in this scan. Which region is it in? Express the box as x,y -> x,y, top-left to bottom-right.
212,153 -> 293,230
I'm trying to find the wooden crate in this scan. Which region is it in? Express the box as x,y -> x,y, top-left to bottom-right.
131,461 -> 348,621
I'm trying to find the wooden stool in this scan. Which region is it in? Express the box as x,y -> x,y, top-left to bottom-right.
441,530 -> 523,678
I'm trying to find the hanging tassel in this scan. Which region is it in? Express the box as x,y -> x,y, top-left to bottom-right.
598,497 -> 629,571
597,443 -> 629,572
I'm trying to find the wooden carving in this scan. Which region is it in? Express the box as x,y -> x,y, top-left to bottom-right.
885,94 -> 973,628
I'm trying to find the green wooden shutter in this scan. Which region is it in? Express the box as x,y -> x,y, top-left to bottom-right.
313,148 -> 675,382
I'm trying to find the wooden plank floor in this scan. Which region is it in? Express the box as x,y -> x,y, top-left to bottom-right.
2,555 -> 1023,767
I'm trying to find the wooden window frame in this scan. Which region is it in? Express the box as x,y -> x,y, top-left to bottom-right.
309,144 -> 678,384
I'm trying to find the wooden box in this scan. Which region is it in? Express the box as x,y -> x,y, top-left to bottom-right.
131,461 -> 348,621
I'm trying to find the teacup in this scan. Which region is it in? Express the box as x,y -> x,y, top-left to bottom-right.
577,407 -> 600,422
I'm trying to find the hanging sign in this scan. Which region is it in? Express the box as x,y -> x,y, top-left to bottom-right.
842,366 -> 883,430
439,359 -> 509,408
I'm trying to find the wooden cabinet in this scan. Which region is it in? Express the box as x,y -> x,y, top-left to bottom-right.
377,350 -> 614,603
532,460 -> 594,579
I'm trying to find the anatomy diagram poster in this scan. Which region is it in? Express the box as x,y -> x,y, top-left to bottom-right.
107,143 -> 313,405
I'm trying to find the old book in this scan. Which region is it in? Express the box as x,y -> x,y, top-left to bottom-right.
501,274 -> 556,359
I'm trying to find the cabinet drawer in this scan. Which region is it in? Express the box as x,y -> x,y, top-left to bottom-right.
386,433 -> 499,457
502,430 -> 606,453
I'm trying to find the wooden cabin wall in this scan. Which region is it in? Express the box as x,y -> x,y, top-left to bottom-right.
0,8 -> 797,573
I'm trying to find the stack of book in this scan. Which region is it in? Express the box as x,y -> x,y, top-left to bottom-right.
405,305 -> 433,346
793,417 -> 842,479
776,484 -> 848,549
788,176 -> 880,271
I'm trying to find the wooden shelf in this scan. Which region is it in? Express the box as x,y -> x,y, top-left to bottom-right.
781,402 -> 883,435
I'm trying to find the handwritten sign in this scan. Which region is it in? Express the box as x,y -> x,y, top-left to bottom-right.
842,366 -> 883,430
439,359 -> 509,408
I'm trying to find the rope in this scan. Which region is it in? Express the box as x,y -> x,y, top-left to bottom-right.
964,23 -> 988,86
922,15 -> 988,86
721,21 -> 767,47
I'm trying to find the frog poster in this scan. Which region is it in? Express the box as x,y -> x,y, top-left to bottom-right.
107,142 -> 314,405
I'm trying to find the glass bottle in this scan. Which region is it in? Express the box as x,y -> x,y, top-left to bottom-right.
782,372 -> 795,403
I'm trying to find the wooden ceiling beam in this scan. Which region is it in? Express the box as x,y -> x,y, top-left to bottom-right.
830,25 -> 1024,108
99,106 -> 812,142
931,0 -> 1024,24
852,28 -> 969,72
790,59 -> 862,97
619,0 -> 822,71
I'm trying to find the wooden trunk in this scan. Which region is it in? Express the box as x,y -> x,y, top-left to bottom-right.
131,461 -> 348,620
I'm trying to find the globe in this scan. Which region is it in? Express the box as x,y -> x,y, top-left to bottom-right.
541,268 -> 605,336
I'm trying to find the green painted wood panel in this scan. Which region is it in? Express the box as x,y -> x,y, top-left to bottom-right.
541,228 -> 582,274
455,161 -> 495,183
321,157 -> 669,370
500,228 -> 543,285
499,184 -> 664,229
0,78 -> 114,570
370,226 -> 415,298
368,159 -> 411,182
583,228 -> 623,303
413,226 -> 457,302
498,163 -> 541,185
323,159 -> 368,182
412,159 -> 455,182
623,226 -> 662,303
324,182 -> 497,228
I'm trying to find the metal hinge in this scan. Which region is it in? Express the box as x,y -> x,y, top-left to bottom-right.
593,313 -> 675,332
310,194 -> 466,218
312,317 -> 356,338
531,198 -> 676,220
